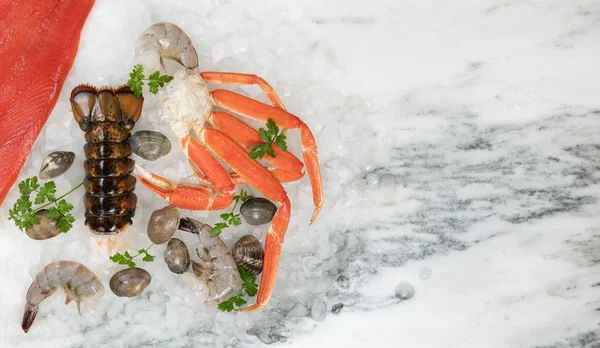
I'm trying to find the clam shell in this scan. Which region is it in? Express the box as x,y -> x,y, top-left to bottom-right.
130,130 -> 171,161
232,234 -> 264,276
240,198 -> 277,226
147,205 -> 180,244
109,268 -> 151,297
39,151 -> 75,179
25,210 -> 60,240
164,238 -> 190,274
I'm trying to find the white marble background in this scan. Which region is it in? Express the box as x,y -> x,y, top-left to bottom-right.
1,0 -> 600,347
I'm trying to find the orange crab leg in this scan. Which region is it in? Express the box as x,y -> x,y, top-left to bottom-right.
238,196 -> 290,312
200,72 -> 287,110
210,89 -> 323,223
134,135 -> 235,210
207,111 -> 305,183
194,125 -> 291,311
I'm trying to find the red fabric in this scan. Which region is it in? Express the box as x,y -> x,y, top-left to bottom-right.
0,0 -> 95,205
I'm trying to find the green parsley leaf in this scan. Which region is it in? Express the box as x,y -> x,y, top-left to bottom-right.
266,118 -> 278,135
57,215 -> 75,233
233,296 -> 247,307
23,213 -> 39,229
217,266 -> 260,312
218,298 -> 235,312
139,248 -> 155,262
47,207 -> 61,220
35,181 -> 57,204
127,64 -> 145,97
249,118 -> 287,159
230,214 -> 242,226
110,244 -> 154,267
274,133 -> 288,152
265,144 -> 276,158
147,71 -> 174,94
234,190 -> 254,202
249,145 -> 265,160
258,128 -> 271,143
8,177 -> 81,233
212,222 -> 228,236
239,266 -> 259,296
57,199 -> 74,214
110,252 -> 137,268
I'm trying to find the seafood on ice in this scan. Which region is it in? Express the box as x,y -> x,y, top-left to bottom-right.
70,85 -> 144,235
132,22 -> 323,311
179,218 -> 240,304
22,261 -> 104,333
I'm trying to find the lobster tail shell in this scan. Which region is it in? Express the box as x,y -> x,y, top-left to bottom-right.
70,85 -> 143,234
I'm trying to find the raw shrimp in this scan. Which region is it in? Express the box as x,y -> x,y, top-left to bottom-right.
22,261 -> 104,333
135,22 -> 198,73
179,218 -> 240,304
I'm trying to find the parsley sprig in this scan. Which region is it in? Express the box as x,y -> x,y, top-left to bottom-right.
110,244 -> 155,268
249,119 -> 288,160
212,190 -> 254,236
8,177 -> 81,233
218,266 -> 259,312
126,64 -> 174,98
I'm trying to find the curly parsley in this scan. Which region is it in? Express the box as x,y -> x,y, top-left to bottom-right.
211,189 -> 254,236
126,64 -> 174,97
218,267 -> 259,312
249,119 -> 288,160
8,177 -> 81,233
110,244 -> 155,268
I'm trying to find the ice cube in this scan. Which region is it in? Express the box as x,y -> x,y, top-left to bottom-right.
310,296 -> 327,322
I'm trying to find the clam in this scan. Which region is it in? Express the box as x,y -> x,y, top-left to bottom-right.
109,268 -> 151,297
25,210 -> 60,240
164,238 -> 190,274
147,205 -> 180,244
240,198 -> 277,226
232,234 -> 264,276
39,151 -> 75,179
130,130 -> 171,161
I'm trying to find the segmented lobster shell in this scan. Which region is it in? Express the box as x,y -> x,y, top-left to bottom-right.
70,85 -> 143,234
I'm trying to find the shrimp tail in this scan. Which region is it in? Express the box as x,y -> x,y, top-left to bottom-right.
21,302 -> 39,333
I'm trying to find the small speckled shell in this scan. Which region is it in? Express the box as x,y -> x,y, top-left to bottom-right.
240,198 -> 277,226
164,238 -> 190,274
25,210 -> 60,240
147,206 -> 180,244
39,151 -> 75,179
130,130 -> 171,161
109,268 -> 151,297
232,235 -> 264,276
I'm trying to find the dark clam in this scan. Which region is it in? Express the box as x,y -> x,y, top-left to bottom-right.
39,151 -> 75,179
147,205 -> 180,244
25,210 -> 60,240
130,130 -> 171,161
164,238 -> 190,274
232,234 -> 264,276
240,198 -> 276,226
109,268 -> 151,297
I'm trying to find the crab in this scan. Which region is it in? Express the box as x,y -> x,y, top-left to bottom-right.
133,22 -> 323,311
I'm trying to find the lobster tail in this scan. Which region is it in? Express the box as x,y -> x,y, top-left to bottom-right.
70,85 -> 143,234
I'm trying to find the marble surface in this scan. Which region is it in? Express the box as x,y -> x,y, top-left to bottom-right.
1,0 -> 600,347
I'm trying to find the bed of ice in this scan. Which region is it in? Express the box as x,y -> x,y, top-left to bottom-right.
0,0 -> 377,347
3,0 -> 600,347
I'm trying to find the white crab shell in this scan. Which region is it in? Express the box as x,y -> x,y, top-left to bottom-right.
158,68 -> 212,139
